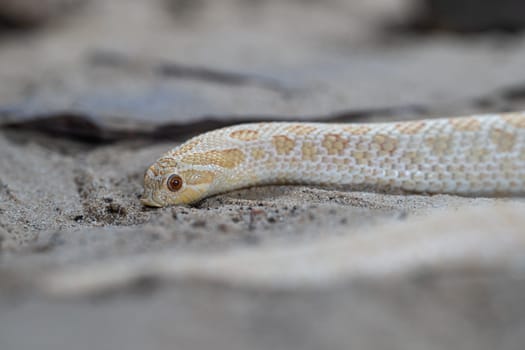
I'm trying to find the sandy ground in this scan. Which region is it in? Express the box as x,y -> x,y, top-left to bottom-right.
1,1 -> 525,349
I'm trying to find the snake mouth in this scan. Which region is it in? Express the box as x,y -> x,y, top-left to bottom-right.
140,195 -> 164,207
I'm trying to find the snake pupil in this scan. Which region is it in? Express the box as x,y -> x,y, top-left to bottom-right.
167,174 -> 183,192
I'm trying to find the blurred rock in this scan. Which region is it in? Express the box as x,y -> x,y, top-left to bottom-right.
0,0 -> 84,28
414,0 -> 525,32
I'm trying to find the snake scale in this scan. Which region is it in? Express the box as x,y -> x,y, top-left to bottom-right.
141,112 -> 525,207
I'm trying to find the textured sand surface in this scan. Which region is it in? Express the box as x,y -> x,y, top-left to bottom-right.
1,1 -> 525,349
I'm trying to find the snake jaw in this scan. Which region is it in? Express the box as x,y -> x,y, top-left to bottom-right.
140,196 -> 164,208
171,185 -> 210,205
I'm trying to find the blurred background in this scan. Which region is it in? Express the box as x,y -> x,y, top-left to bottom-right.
1,0 -> 525,139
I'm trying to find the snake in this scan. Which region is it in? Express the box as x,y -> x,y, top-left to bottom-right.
141,111 -> 525,207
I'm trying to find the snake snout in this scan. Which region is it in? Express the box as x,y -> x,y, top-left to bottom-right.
140,187 -> 164,207
141,163 -> 167,207
140,195 -> 163,207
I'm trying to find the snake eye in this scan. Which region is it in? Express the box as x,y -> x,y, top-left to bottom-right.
167,174 -> 183,192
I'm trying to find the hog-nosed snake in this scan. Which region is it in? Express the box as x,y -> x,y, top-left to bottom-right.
142,112 -> 525,207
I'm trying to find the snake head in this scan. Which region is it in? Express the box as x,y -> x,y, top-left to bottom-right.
141,135 -> 248,207
141,160 -> 216,207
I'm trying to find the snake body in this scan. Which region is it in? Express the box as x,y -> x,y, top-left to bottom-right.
142,112 -> 525,206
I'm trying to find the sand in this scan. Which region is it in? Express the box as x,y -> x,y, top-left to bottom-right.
1,1 -> 525,349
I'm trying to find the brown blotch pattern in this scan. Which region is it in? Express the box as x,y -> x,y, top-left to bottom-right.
467,147 -> 489,162
147,164 -> 161,177
301,141 -> 318,161
251,147 -> 266,160
156,157 -> 179,175
342,125 -> 371,135
230,129 -> 259,141
449,117 -> 481,132
179,170 -> 216,185
425,135 -> 453,156
181,149 -> 245,168
501,113 -> 525,129
172,139 -> 201,156
351,150 -> 373,165
490,128 -> 516,152
264,158 -> 276,169
157,157 -> 178,168
371,134 -> 398,153
395,121 -> 426,135
272,135 -> 296,155
322,133 -> 348,155
285,124 -> 317,135
401,150 -> 425,164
